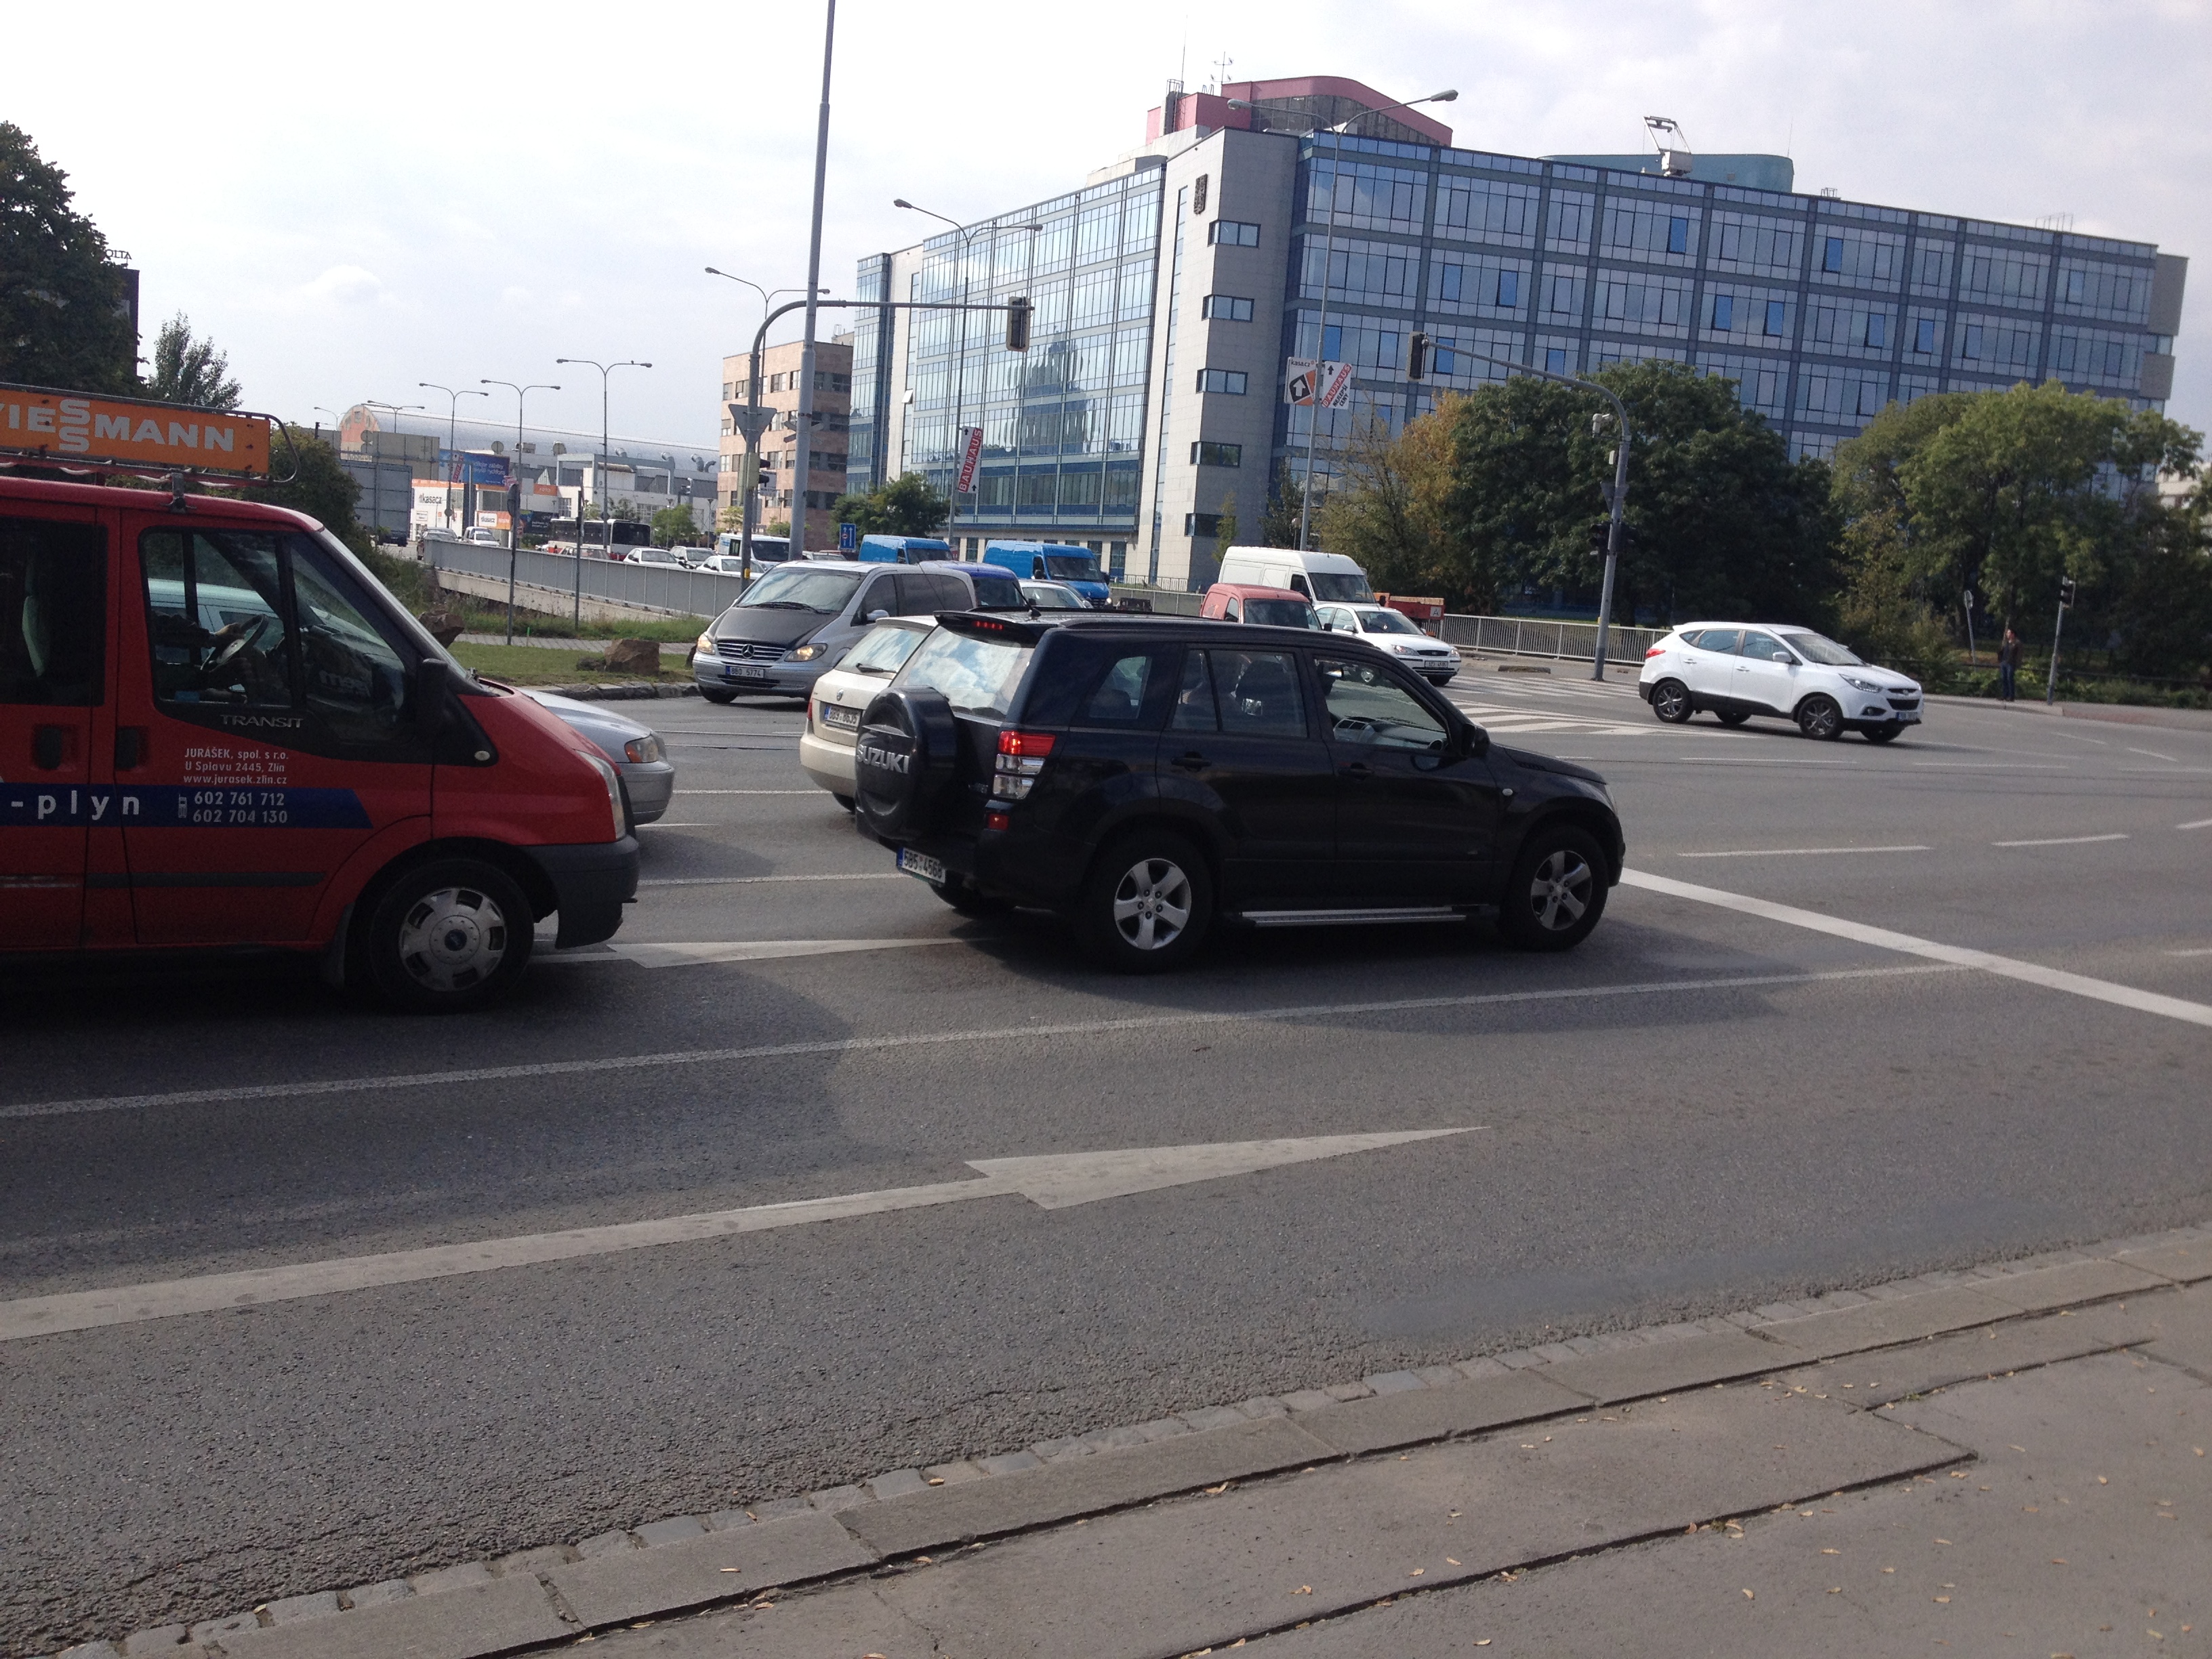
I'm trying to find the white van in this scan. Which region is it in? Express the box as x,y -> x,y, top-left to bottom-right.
1214,546 -> 1374,605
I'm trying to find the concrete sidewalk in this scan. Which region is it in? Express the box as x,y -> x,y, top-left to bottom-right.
58,1229 -> 2209,1659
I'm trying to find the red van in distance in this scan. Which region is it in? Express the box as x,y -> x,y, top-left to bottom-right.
1197,583 -> 1320,629
0,474 -> 638,1010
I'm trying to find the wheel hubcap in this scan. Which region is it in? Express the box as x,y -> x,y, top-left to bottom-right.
1110,857 -> 1193,951
396,886 -> 510,993
1528,850 -> 1593,932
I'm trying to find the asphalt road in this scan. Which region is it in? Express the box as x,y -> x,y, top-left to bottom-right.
5,666 -> 2210,1654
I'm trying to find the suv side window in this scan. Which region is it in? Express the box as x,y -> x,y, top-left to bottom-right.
1211,649 -> 1305,737
1316,658 -> 1446,752
1690,628 -> 1740,654
1076,648 -> 1178,729
0,516 -> 105,706
1170,649 -> 1218,731
1739,631 -> 1786,661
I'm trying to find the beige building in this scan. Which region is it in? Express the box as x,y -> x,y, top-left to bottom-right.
719,336 -> 853,550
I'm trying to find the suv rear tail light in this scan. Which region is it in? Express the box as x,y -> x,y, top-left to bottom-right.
994,729 -> 1056,800
1644,644 -> 1667,659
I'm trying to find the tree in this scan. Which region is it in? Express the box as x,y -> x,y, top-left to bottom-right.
1258,462 -> 1304,548
1315,397 -> 1494,609
650,504 -> 699,547
829,471 -> 949,537
1213,491 -> 1239,553
1437,361 -> 1839,626
144,312 -> 241,409
0,122 -> 138,392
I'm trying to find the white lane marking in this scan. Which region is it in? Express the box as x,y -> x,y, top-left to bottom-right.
1621,869 -> 2212,1030
1677,846 -> 1932,859
1662,756 -> 1860,766
1992,833 -> 2129,847
538,938 -> 962,968
2167,947 -> 2212,958
678,790 -> 821,795
2181,818 -> 2212,832
0,964 -> 1957,1122
0,1131 -> 1475,1343
2129,747 -> 2182,763
2115,766 -> 2212,776
637,873 -> 907,887
1910,762 -> 2068,771
638,823 -> 713,828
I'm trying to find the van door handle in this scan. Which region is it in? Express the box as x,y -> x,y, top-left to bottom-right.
1170,751 -> 1209,771
32,725 -> 68,770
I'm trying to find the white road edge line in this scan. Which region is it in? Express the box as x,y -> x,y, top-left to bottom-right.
0,964 -> 1958,1122
1620,869 -> 2212,1030
637,873 -> 907,887
537,938 -> 964,968
1992,833 -> 2129,847
2167,947 -> 2212,958
2179,818 -> 2212,832
1677,846 -> 1931,859
0,1131 -> 1477,1342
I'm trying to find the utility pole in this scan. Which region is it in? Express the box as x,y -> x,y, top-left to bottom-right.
705,268 -> 825,578
792,0 -> 836,556
481,379 -> 559,643
418,382 -> 487,535
2046,577 -> 2076,705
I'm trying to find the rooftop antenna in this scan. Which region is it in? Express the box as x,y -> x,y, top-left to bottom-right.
1209,50 -> 1233,94
1643,115 -> 1694,178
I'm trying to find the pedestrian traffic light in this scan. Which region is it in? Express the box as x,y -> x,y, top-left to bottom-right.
1407,332 -> 1431,381
1588,519 -> 1612,556
1004,297 -> 1032,353
2059,576 -> 2077,607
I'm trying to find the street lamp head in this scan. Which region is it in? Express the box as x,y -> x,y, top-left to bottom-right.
1225,98 -> 1250,110
1429,89 -> 1458,102
893,199 -> 915,209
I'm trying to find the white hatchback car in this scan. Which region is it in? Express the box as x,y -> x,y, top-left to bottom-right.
1638,623 -> 1923,741
1315,603 -> 1462,684
798,615 -> 937,807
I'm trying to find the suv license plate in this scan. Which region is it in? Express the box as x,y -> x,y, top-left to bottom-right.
898,848 -> 946,884
1896,711 -> 1921,724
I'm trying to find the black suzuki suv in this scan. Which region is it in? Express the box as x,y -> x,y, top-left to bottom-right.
852,613 -> 1626,972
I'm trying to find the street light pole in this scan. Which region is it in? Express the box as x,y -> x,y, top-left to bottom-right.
417,382 -> 487,536
792,0 -> 836,556
480,379 -> 560,644
363,399 -> 424,554
894,203 -> 1043,556
705,268 -> 823,576
554,357 -> 651,630
1229,90 -> 1456,554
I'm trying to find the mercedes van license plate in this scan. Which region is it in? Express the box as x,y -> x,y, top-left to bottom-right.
898,848 -> 946,884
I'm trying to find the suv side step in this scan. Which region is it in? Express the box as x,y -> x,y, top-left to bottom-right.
1235,905 -> 1479,928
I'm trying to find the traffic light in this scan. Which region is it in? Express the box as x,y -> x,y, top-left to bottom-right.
1588,519 -> 1612,556
1406,331 -> 1431,381
1004,296 -> 1032,353
2059,576 -> 2077,607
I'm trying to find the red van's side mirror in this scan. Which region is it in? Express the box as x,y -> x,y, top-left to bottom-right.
415,659 -> 450,739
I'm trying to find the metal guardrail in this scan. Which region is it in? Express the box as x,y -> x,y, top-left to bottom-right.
424,539 -> 742,619
1439,614 -> 1664,663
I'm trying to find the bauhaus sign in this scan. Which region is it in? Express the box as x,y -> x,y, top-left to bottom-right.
0,385 -> 272,476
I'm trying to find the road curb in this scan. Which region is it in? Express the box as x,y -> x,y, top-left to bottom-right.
54,1223 -> 2212,1659
1923,691 -> 2212,733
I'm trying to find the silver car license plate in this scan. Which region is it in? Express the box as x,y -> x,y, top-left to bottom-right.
897,848 -> 946,884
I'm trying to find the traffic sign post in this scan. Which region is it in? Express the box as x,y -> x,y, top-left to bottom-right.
838,521 -> 857,553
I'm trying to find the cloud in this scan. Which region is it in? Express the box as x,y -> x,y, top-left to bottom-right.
278,264 -> 392,312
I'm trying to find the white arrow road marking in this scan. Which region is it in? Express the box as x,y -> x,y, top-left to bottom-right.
536,938 -> 963,968
1622,869 -> 2212,1029
0,1132 -> 1473,1343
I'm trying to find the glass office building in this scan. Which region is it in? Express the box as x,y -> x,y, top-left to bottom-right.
847,77 -> 2184,587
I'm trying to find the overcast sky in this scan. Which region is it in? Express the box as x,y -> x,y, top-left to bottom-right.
10,0 -> 2205,448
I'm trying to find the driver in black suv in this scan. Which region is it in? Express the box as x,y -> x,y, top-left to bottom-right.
852,613 -> 1626,972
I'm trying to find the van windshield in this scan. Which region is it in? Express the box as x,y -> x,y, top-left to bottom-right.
735,564 -> 863,613
893,628 -> 1033,717
1044,552 -> 1102,581
1308,571 -> 1373,602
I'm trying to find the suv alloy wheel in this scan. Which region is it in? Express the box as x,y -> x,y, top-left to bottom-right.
1082,830 -> 1213,972
1795,694 -> 1844,741
1498,824 -> 1607,951
1650,678 -> 1693,723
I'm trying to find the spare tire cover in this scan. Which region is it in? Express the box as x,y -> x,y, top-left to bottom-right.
854,687 -> 960,839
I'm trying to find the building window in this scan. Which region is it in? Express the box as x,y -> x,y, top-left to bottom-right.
1962,324 -> 1985,361
1208,220 -> 1261,247
1915,318 -> 1938,354
1547,274 -> 1576,314
1865,312 -> 1888,350
1763,300 -> 1787,337
1544,347 -> 1567,375
1185,512 -> 1223,537
1494,270 -> 1519,308
1668,216 -> 1689,255
1195,369 -> 1248,394
1711,294 -> 1734,331
1202,294 -> 1254,321
1191,441 -> 1243,467
1824,236 -> 1844,274
1192,173 -> 1209,216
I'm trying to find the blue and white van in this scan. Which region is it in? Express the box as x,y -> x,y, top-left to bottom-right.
981,541 -> 1109,607
857,535 -> 954,565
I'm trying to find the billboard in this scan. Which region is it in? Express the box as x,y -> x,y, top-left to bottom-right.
1284,360 -> 1354,409
1,386 -> 271,474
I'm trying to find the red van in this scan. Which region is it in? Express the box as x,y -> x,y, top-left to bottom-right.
0,476 -> 637,1010
1197,583 -> 1320,628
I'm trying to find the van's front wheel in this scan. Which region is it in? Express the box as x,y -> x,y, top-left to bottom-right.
363,859 -> 534,1012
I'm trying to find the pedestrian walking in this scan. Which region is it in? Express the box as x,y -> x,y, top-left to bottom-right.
1997,628 -> 2022,702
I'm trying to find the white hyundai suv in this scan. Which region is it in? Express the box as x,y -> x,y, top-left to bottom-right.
1637,623 -> 1923,741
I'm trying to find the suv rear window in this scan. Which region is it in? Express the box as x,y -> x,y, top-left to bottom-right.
1244,598 -> 1317,628
893,628 -> 1033,718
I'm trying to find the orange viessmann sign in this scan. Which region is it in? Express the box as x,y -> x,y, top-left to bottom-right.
0,386 -> 271,476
